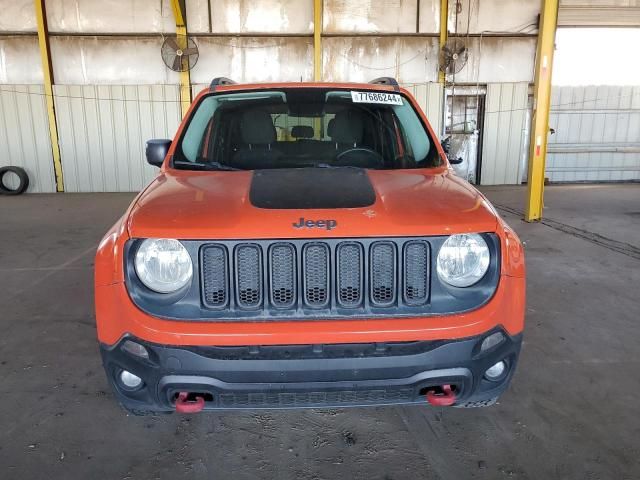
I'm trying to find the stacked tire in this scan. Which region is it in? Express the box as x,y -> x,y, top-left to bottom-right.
0,166 -> 29,195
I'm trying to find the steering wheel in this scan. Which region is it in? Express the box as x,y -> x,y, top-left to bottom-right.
336,147 -> 384,167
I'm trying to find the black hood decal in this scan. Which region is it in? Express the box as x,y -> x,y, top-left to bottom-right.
249,168 -> 376,210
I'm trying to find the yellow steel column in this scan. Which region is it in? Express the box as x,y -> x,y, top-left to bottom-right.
438,0 -> 448,84
525,0 -> 559,222
313,0 -> 323,81
170,0 -> 191,118
35,0 -> 64,192
313,0 -> 323,138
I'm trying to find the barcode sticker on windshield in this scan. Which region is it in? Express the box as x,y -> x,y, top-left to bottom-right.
351,91 -> 403,105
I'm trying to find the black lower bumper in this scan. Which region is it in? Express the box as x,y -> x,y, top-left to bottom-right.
100,329 -> 522,412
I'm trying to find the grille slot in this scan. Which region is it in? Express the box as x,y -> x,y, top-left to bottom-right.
370,242 -> 397,307
337,243 -> 363,307
235,244 -> 262,309
403,241 -> 430,305
303,243 -> 330,308
269,243 -> 296,309
202,245 -> 228,308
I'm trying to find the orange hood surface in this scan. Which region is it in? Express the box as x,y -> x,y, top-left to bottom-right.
126,168 -> 499,240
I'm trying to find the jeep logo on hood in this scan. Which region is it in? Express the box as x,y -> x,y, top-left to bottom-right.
292,217 -> 337,230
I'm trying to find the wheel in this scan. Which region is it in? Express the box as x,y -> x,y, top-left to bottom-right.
0,166 -> 30,195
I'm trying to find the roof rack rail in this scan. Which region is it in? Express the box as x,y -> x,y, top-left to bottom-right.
209,77 -> 237,91
369,77 -> 400,91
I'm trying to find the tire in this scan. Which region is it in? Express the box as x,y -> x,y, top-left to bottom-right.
0,166 -> 30,195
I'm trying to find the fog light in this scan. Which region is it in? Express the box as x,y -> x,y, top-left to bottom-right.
480,332 -> 505,352
484,360 -> 506,381
119,370 -> 143,389
122,340 -> 149,359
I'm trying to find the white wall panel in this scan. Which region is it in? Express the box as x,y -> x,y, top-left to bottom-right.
191,37 -> 314,84
49,36 -> 181,85
547,85 -> 640,182
446,37 -> 536,84
323,37 -> 440,83
54,84 -> 181,192
0,37 -> 43,84
417,0 -> 440,33
186,0 -> 212,33
211,0 -> 313,34
45,0 -> 174,33
446,0 -> 539,34
322,36 -> 535,85
324,0 -> 419,33
0,85 -> 56,192
481,83 -> 529,185
0,0 -> 36,32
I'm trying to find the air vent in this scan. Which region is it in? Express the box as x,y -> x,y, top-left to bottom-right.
303,243 -> 330,308
370,242 -> 396,307
403,241 -> 429,305
235,244 -> 262,309
202,245 -> 228,308
337,243 -> 363,307
269,243 -> 296,309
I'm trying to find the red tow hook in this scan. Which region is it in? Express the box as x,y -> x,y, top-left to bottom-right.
425,384 -> 457,406
175,392 -> 205,413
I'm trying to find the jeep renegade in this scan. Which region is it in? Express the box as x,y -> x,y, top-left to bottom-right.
95,77 -> 525,414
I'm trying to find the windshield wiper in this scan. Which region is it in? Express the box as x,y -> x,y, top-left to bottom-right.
173,160 -> 241,171
312,163 -> 361,169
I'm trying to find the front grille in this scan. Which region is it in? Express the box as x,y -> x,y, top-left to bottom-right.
129,235 -> 500,321
201,238 -> 431,316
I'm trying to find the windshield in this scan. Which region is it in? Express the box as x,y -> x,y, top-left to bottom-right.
174,88 -> 441,171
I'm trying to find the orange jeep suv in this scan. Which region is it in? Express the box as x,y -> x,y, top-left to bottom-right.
95,77 -> 525,414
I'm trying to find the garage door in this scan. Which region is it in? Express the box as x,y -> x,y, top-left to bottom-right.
547,85 -> 640,182
558,2 -> 640,27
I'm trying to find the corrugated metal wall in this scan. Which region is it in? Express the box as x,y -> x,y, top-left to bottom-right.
0,85 -> 56,192
54,84 -> 181,192
404,83 -> 444,138
481,83 -> 530,185
547,85 -> 640,182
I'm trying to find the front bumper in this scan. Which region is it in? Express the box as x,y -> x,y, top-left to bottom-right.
100,328 -> 522,412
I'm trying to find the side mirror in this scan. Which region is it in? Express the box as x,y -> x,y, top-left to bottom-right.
440,136 -> 451,154
145,139 -> 171,167
448,156 -> 464,165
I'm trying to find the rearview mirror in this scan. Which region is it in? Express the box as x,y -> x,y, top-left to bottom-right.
145,139 -> 172,167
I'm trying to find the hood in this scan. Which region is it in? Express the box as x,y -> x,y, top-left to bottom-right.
127,168 -> 498,239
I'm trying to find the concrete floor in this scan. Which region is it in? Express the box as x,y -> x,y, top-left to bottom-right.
0,184 -> 639,480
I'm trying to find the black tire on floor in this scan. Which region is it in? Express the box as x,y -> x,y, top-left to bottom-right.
0,166 -> 30,195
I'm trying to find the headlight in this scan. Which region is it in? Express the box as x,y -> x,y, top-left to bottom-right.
436,234 -> 490,287
134,238 -> 193,293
